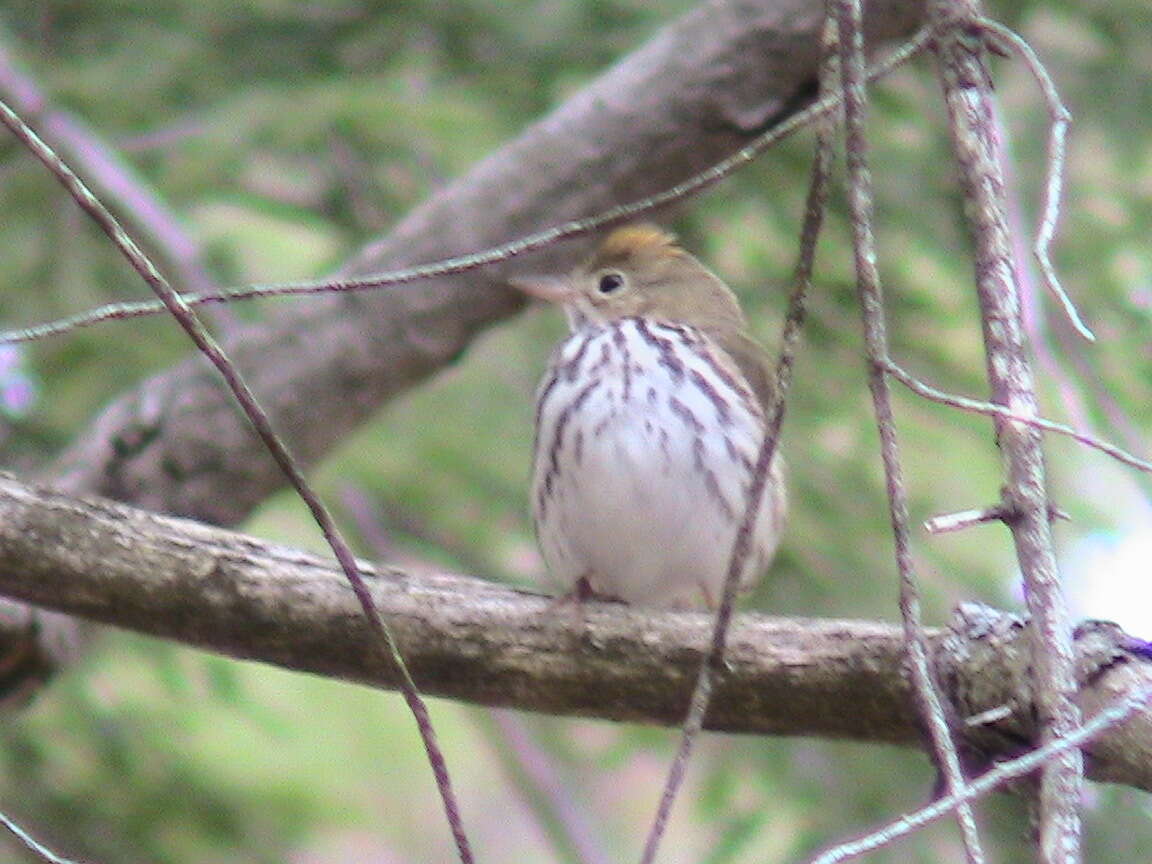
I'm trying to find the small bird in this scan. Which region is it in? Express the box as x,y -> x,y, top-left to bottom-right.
514,225 -> 786,609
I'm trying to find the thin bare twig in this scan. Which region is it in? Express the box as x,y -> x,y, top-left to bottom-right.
636,17 -> 841,864
1015,148 -> 1152,498
976,18 -> 1092,343
0,27 -> 941,348
1003,92 -> 1103,469
0,100 -> 475,864
928,2 -> 1083,859
0,28 -> 946,859
0,807 -> 86,864
805,685 -> 1152,864
0,37 -> 228,322
883,359 -> 1152,474
925,505 -> 1012,534
832,2 -> 986,861
341,485 -> 610,864
924,503 -> 1069,535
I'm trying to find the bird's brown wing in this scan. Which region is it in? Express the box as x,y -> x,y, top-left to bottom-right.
715,330 -> 777,418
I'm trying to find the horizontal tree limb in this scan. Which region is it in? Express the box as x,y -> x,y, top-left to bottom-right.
6,0 -> 929,700
2,472 -> 1149,791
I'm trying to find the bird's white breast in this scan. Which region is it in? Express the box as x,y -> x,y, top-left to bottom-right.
532,318 -> 783,608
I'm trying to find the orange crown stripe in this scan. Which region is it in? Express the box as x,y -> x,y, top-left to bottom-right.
594,225 -> 685,265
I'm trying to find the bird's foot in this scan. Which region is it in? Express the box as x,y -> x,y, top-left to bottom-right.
548,575 -> 627,612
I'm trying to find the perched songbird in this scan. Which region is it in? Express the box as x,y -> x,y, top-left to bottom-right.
515,225 -> 786,609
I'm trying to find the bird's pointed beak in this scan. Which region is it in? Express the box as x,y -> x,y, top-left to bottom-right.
507,276 -> 572,305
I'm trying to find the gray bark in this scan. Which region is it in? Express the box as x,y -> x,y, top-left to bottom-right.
2,473 -> 1149,793
5,0 -> 930,697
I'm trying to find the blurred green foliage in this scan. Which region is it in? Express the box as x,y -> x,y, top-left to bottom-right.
1,1 -> 1150,862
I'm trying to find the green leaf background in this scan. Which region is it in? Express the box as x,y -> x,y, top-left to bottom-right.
1,1 -> 1149,861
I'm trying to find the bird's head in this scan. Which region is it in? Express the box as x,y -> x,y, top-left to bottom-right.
511,225 -> 747,336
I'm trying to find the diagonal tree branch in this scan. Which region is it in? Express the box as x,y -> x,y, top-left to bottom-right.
43,0 -> 926,525
1,472 -> 1150,792
3,0 -> 930,704
1,88 -> 477,863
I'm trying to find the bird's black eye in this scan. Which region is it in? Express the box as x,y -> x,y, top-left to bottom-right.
597,272 -> 625,294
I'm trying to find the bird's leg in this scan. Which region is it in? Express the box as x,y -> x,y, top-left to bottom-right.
573,574 -> 599,603
548,574 -> 627,611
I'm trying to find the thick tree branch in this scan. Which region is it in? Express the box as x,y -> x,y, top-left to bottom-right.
44,0 -> 925,525
6,0 -> 929,700
1,472 -> 1149,792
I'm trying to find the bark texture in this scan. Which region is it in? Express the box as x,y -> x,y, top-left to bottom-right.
930,2 -> 1082,856
5,0 -> 930,695
2,473 -> 1149,793
47,0 -> 924,524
